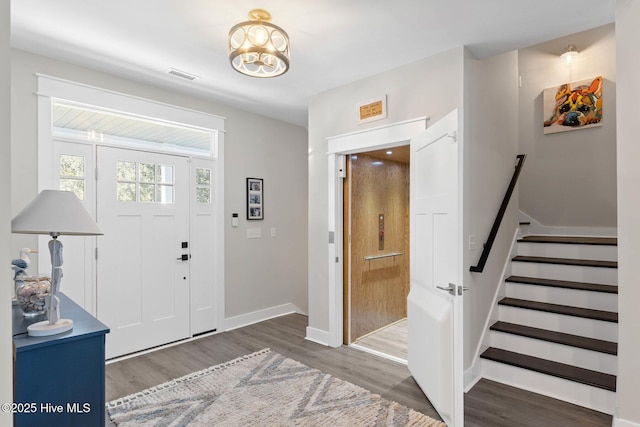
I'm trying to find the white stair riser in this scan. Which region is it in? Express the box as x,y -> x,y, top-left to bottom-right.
517,225 -> 530,238
499,305 -> 618,342
517,242 -> 617,262
512,262 -> 617,285
505,283 -> 618,312
480,358 -> 616,414
489,330 -> 617,375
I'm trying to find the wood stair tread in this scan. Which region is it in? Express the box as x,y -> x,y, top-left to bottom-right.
518,236 -> 617,246
512,255 -> 617,269
490,321 -> 617,355
498,297 -> 618,322
480,347 -> 616,391
506,275 -> 618,294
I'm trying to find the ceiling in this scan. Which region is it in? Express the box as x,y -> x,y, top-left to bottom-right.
11,1 -> 615,128
363,146 -> 410,165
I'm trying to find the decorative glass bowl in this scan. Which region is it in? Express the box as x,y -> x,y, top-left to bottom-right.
15,275 -> 50,317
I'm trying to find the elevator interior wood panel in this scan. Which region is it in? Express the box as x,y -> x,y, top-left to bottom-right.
349,153 -> 409,341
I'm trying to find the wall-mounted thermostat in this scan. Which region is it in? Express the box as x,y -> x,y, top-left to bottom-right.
232,213 -> 239,227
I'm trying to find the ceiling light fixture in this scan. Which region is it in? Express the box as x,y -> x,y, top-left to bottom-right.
561,45 -> 578,67
228,9 -> 290,78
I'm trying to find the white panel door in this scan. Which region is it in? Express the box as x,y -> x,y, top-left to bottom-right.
407,109 -> 463,426
97,146 -> 190,358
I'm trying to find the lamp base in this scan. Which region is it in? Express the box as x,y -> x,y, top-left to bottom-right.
27,319 -> 73,336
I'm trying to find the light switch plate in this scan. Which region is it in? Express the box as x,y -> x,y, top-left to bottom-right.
247,228 -> 262,239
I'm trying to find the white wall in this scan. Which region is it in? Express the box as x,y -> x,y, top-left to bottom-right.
224,112 -> 308,317
463,50 -> 519,370
518,24 -> 616,228
614,1 -> 640,426
0,1 -> 13,425
10,49 -> 308,323
307,47 -> 465,337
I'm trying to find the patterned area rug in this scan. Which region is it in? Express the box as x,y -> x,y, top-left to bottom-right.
107,349 -> 446,426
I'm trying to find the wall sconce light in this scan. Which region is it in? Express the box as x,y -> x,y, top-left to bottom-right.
561,45 -> 578,67
228,9 -> 290,78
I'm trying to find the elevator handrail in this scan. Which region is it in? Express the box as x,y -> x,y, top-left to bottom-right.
470,154 -> 526,273
364,252 -> 403,261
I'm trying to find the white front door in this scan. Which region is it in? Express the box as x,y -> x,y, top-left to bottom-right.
407,109 -> 463,426
96,146 -> 190,358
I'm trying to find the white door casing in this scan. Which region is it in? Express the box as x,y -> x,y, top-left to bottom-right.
407,109 -> 463,426
97,146 -> 190,358
325,118 -> 428,348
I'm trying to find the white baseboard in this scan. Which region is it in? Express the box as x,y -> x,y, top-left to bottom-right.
305,326 -> 329,346
223,303 -> 301,332
464,363 -> 482,392
614,416 -> 640,427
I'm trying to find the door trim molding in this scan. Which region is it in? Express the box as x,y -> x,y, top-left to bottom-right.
36,73 -> 226,128
324,118 -> 427,348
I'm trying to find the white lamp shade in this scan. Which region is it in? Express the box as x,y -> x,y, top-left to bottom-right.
12,190 -> 103,236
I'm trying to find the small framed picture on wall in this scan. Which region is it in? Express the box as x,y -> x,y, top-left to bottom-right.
246,177 -> 263,220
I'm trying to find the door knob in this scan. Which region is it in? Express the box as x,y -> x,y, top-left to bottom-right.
436,283 -> 469,296
176,254 -> 189,261
436,283 -> 456,295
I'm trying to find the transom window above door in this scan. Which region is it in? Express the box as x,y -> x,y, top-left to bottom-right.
52,101 -> 215,157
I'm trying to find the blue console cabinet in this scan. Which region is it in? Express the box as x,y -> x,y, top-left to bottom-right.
12,293 -> 109,427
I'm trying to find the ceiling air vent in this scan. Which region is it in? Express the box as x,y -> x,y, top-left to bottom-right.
167,68 -> 199,81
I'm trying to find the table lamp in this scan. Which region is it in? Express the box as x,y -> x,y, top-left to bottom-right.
11,190 -> 103,336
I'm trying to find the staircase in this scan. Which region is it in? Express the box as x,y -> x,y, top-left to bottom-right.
480,233 -> 618,414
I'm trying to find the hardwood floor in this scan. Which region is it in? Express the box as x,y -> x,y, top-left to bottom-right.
105,314 -> 613,426
464,379 -> 612,427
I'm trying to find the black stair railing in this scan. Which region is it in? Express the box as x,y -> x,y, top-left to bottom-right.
470,154 -> 526,273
